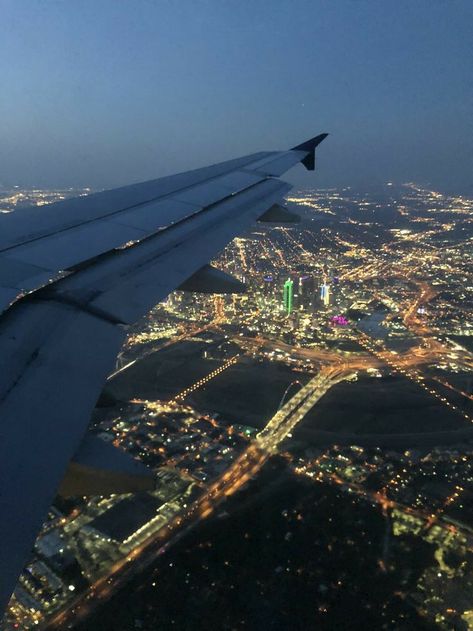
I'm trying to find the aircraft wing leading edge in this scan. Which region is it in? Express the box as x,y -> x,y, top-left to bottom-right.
0,133 -> 327,615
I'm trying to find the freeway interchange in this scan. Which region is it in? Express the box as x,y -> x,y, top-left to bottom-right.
42,277 -> 473,629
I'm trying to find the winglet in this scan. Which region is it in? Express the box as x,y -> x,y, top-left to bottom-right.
291,133 -> 329,171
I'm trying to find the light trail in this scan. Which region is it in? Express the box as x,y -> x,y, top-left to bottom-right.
277,380 -> 302,409
130,354 -> 241,412
236,332 -> 448,374
256,366 -> 354,453
234,238 -> 249,273
107,358 -> 137,380
264,235 -> 286,268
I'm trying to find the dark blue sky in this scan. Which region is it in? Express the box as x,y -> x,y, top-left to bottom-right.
1,1 -> 472,192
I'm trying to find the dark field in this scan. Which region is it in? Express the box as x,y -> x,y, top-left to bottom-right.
297,375 -> 470,433
106,341 -> 470,448
188,358 -> 307,427
289,375 -> 473,449
106,341 -> 223,402
107,340 -> 305,426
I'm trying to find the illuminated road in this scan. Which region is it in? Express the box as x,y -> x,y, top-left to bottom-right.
357,333 -> 473,423
236,333 -> 455,373
108,318 -> 223,381
432,376 -> 473,402
171,354 -> 240,403
402,280 -> 438,332
36,185 -> 473,629
235,330 -> 473,429
129,353 -> 241,413
256,365 -> 355,452
43,367 -> 353,630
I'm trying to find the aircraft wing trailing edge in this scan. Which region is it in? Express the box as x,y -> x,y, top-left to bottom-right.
0,133 -> 327,614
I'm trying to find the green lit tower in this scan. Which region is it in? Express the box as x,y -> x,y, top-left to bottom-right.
283,278 -> 293,315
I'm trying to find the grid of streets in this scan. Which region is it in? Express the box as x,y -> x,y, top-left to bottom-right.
1,182 -> 473,630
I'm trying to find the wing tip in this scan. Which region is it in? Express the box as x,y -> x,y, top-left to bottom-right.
291,133 -> 329,171
291,133 -> 329,152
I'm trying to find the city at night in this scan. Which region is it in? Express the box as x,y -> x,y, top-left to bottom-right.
0,2 -> 472,630
1,181 -> 472,630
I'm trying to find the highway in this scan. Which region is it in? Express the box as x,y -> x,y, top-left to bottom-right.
235,332 -> 463,375
43,367 -> 352,630
256,366 -> 355,451
41,309 -> 471,629
107,315 -> 225,381
357,333 -> 473,423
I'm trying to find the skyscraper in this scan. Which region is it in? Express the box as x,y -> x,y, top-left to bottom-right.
320,282 -> 330,306
283,279 -> 293,315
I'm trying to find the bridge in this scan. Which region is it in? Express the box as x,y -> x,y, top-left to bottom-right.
257,366 -> 356,453
44,365 -> 354,630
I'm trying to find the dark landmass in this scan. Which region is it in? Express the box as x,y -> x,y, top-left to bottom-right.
107,342 -> 304,427
283,375 -> 473,449
188,358 -> 306,427
107,341 -> 223,402
107,342 -> 471,447
177,361 -> 471,439
75,458 -> 437,631
291,375 -> 470,437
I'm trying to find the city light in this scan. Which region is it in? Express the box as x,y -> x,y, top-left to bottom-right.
4,182 -> 472,631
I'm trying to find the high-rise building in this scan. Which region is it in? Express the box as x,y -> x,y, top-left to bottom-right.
213,295 -> 225,321
262,275 -> 274,298
299,275 -> 315,310
283,278 -> 293,315
320,282 -> 330,306
299,275 -> 312,295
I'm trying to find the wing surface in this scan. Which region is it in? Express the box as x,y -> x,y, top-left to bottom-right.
0,133 -> 327,614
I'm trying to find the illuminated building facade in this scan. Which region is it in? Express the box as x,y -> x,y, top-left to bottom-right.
283,278 -> 293,314
320,282 -> 330,306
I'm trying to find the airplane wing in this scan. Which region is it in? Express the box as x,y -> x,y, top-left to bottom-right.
0,133 -> 327,613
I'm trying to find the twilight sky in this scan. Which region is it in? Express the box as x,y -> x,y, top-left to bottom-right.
1,0 -> 472,193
